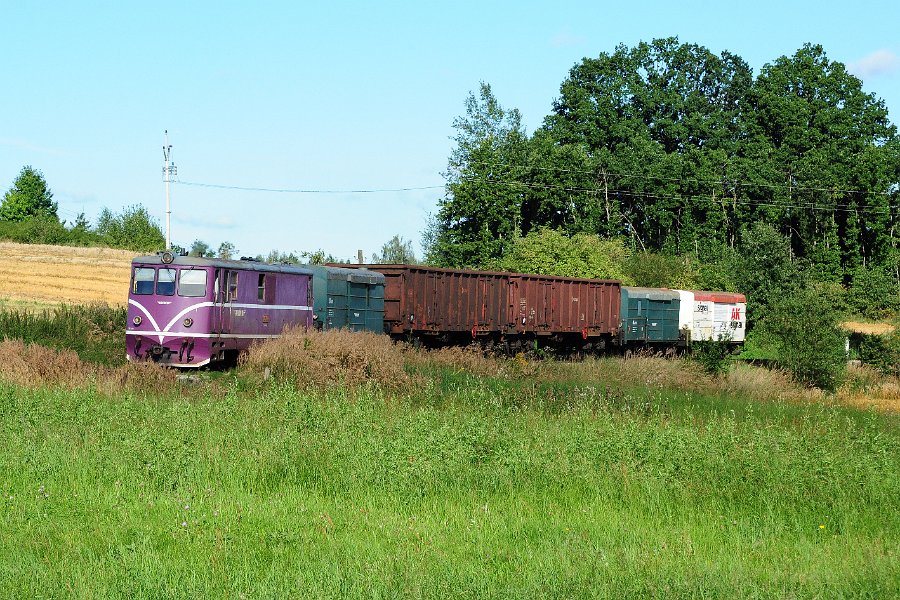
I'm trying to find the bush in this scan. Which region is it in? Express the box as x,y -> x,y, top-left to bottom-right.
692,336 -> 733,376
857,331 -> 900,377
848,265 -> 900,319
240,327 -> 410,389
95,205 -> 165,252
0,216 -> 102,246
759,288 -> 847,391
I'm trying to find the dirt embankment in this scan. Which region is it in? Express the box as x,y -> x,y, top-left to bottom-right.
0,241 -> 134,306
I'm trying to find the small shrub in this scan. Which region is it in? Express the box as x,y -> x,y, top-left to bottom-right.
692,335 -> 733,376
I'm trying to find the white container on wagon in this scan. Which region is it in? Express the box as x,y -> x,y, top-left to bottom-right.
676,290 -> 746,344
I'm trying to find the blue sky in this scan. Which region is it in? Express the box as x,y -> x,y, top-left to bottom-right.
2,1 -> 898,261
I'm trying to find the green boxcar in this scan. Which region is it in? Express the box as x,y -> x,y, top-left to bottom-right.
309,266 -> 385,333
619,287 -> 682,346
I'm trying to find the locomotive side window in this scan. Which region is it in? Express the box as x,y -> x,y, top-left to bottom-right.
157,268 -> 176,296
258,274 -> 266,302
227,271 -> 238,302
133,268 -> 155,295
178,269 -> 208,297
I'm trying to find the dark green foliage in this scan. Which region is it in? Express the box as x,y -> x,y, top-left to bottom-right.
760,288 -> 846,390
733,222 -> 803,324
428,39 -> 900,289
856,332 -> 900,377
0,304 -> 126,366
95,205 -> 166,252
692,336 -> 733,376
255,249 -> 347,265
0,216 -> 102,246
0,166 -> 57,222
848,264 -> 900,319
427,83 -> 528,267
216,241 -> 236,260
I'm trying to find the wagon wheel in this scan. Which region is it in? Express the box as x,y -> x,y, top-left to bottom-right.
624,349 -> 633,360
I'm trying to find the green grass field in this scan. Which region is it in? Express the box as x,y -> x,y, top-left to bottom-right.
0,364 -> 897,598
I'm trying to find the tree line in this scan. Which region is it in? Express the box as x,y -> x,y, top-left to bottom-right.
427,39 -> 899,288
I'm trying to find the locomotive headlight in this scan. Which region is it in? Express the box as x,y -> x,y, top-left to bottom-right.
183,318 -> 194,328
133,316 -> 142,326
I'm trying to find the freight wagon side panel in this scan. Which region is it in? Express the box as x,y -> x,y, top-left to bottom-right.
513,276 -> 620,337
620,287 -> 681,344
693,291 -> 746,343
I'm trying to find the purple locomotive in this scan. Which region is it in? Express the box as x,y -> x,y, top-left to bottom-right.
126,252 -> 313,367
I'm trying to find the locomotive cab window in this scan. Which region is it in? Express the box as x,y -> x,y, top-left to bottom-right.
178,269 -> 208,297
227,271 -> 238,302
157,268 -> 176,296
258,274 -> 266,302
132,268 -> 155,295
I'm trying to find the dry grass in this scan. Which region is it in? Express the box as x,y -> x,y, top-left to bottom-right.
403,345 -> 537,379
836,364 -> 900,413
0,241 -> 133,306
0,339 -> 178,394
241,327 -> 411,390
0,339 -> 91,388
840,320 -> 897,335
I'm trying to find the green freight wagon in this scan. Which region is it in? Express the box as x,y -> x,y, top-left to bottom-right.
309,266 -> 385,333
619,287 -> 684,355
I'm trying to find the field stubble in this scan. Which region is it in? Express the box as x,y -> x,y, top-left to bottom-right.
0,241 -> 132,306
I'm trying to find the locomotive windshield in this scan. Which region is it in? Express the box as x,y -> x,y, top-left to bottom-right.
133,268 -> 155,295
178,269 -> 208,297
157,268 -> 176,296
131,266 -> 210,297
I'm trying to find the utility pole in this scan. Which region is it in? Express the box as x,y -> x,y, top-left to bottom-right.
162,131 -> 177,251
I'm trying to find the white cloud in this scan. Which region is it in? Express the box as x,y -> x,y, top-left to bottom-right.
848,49 -> 900,79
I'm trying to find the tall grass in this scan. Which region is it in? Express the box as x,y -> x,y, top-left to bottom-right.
0,328 -> 897,596
0,303 -> 125,366
0,379 -> 896,597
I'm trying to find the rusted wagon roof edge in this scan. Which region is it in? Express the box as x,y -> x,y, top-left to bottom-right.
329,263 -> 621,284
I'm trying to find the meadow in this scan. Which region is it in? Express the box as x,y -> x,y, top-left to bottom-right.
0,319 -> 898,598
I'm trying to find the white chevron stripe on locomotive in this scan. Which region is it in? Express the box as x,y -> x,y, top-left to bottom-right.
127,299 -> 311,343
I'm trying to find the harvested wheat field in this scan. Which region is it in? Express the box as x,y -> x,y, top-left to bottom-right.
0,241 -> 134,306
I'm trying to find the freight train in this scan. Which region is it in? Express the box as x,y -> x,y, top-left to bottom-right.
126,253 -> 745,367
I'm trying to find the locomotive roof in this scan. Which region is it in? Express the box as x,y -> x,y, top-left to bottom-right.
132,254 -> 314,276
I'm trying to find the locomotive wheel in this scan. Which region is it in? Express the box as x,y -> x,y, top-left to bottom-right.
624,349 -> 633,360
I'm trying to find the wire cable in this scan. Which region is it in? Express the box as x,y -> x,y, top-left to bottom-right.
176,180 -> 443,194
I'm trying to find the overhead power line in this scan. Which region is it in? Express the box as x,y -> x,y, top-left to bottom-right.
456,174 -> 899,216
177,180 -> 444,194
461,160 -> 899,198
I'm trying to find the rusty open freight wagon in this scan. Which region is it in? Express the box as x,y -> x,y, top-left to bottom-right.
336,264 -> 621,350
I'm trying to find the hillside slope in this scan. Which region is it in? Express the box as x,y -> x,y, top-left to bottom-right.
0,242 -> 134,306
